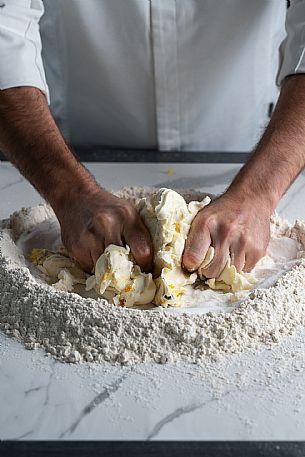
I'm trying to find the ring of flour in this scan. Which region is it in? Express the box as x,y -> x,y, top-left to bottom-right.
1,186 -> 305,365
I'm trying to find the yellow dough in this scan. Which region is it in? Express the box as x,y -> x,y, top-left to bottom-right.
30,189 -> 256,308
138,188 -> 211,307
85,245 -> 156,307
29,248 -> 87,292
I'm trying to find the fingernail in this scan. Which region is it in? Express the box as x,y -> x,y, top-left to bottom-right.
184,252 -> 201,266
182,261 -> 196,273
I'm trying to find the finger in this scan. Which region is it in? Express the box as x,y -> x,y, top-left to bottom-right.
244,249 -> 263,272
70,243 -> 93,273
123,218 -> 153,273
70,232 -> 104,272
95,217 -> 122,248
89,238 -> 105,266
230,243 -> 246,272
202,243 -> 230,279
104,233 -> 123,250
91,221 -> 121,263
182,214 -> 211,272
81,231 -> 105,268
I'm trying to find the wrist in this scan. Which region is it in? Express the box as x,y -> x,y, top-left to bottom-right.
226,159 -> 284,213
47,164 -> 102,216
224,184 -> 277,215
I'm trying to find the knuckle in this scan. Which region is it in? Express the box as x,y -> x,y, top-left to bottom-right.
139,244 -> 152,259
95,211 -> 115,226
221,221 -> 239,240
118,202 -> 136,219
196,212 -> 214,230
205,215 -> 217,231
141,246 -> 152,260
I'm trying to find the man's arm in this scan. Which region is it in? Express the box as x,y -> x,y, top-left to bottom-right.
183,74 -> 305,277
0,87 -> 152,272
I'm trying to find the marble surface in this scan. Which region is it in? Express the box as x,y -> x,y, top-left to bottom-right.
1,160 -> 305,440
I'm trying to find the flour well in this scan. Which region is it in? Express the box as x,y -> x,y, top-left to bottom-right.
1,187 -> 305,364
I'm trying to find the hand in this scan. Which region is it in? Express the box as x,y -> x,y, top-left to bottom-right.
55,187 -> 153,273
182,190 -> 272,277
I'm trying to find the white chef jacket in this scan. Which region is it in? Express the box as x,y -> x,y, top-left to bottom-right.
0,0 -> 300,152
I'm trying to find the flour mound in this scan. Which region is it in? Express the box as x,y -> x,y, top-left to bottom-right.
1,186 -> 305,365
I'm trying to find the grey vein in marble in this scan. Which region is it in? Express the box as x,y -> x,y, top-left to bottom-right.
11,430 -> 33,440
2,162 -> 305,440
6,360 -> 56,440
42,361 -> 56,408
0,175 -> 24,191
25,385 -> 45,396
145,385 -> 243,441
146,400 -> 212,440
58,372 -> 128,439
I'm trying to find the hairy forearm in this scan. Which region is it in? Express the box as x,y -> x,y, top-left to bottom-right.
0,87 -> 100,215
227,74 -> 305,210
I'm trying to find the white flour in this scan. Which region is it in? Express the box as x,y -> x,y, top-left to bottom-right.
1,186 -> 305,365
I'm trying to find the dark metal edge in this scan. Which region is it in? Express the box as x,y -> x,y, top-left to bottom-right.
0,150 -> 250,163
0,441 -> 304,457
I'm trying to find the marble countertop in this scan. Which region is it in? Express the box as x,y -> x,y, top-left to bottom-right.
1,161 -> 305,441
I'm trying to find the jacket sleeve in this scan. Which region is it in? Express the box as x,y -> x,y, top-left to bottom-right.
0,0 -> 49,101
277,0 -> 305,86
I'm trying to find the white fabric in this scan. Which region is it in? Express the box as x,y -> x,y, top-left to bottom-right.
0,0 -> 289,151
277,0 -> 305,85
0,0 -> 49,99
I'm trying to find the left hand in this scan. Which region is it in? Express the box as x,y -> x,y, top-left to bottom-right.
182,190 -> 272,278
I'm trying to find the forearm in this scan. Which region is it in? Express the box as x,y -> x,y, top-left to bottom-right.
227,74 -> 305,211
0,87 -> 100,215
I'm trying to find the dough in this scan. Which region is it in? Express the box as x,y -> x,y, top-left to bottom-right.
138,188 -> 211,307
85,244 -> 156,307
30,188 -> 256,308
30,248 -> 87,292
54,269 -> 83,292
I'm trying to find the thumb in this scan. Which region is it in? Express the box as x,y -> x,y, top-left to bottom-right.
182,215 -> 211,272
123,218 -> 153,273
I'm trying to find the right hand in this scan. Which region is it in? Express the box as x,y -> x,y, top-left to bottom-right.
183,189 -> 271,277
55,187 -> 153,273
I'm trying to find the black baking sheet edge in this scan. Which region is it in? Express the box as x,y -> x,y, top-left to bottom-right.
0,441 -> 304,457
0,150 -> 250,163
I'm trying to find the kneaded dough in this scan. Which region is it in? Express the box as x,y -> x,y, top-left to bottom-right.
198,246 -> 256,292
85,244 -> 156,307
30,248 -> 86,292
30,188 -> 256,308
138,188 -> 211,307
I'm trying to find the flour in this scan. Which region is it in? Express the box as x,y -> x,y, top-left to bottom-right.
1,187 -> 305,365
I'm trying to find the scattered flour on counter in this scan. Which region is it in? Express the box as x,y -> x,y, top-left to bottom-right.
1,186 -> 305,365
